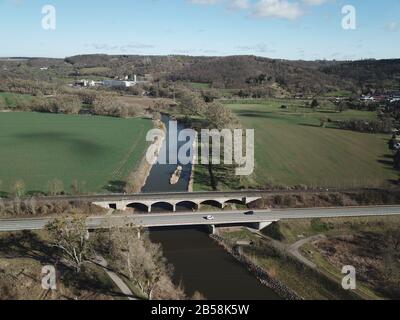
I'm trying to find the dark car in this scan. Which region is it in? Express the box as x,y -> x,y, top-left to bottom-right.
244,211 -> 255,215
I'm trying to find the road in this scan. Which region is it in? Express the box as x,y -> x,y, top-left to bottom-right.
1,206 -> 400,232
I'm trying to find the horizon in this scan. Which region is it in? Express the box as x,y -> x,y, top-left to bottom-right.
1,54 -> 399,63
0,0 -> 399,60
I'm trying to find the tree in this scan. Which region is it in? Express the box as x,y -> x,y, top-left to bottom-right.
45,216 -> 92,273
104,225 -> 186,300
205,102 -> 239,130
0,97 -> 7,110
311,99 -> 319,110
47,179 -> 64,196
12,179 -> 25,197
395,151 -> 400,170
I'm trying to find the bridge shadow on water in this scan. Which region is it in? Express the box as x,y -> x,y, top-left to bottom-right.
149,225 -> 281,300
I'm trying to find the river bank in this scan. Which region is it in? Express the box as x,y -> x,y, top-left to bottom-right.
210,233 -> 299,300
125,119 -> 166,193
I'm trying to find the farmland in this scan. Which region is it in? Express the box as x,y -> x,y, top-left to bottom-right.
224,99 -> 396,188
0,112 -> 152,195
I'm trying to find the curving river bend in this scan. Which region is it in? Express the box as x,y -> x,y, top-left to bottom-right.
143,117 -> 280,300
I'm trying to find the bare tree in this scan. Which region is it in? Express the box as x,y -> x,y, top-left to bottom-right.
12,179 -> 25,198
47,179 -> 64,196
45,216 -> 92,273
105,225 -> 186,300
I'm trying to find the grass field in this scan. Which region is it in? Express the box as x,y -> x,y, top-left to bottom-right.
189,82 -> 211,90
0,112 -> 153,194
225,99 -> 397,188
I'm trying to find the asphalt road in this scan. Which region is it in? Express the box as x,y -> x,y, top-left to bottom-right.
1,206 -> 400,232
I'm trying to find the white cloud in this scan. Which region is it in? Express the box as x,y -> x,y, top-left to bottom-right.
385,21 -> 399,32
186,0 -> 316,20
228,0 -> 250,10
253,0 -> 303,20
302,0 -> 327,6
186,0 -> 224,4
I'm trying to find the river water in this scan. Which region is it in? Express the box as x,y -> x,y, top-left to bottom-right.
143,117 -> 280,300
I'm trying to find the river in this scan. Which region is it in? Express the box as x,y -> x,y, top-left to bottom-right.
143,117 -> 280,300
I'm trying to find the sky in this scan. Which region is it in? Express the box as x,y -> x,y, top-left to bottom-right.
0,0 -> 399,60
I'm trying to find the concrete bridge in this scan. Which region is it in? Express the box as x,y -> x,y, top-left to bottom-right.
92,192 -> 262,213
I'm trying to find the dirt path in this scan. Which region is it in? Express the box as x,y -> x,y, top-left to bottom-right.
92,255 -> 138,301
287,235 -> 327,269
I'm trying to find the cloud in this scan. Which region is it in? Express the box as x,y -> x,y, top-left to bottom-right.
228,0 -> 250,10
186,0 -> 224,4
236,43 -> 276,54
252,0 -> 303,20
186,0 -> 328,20
302,0 -> 327,5
385,22 -> 399,32
86,43 -> 155,52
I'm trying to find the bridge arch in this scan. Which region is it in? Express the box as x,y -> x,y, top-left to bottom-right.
151,202 -> 175,213
224,199 -> 245,206
175,201 -> 199,212
126,202 -> 149,213
200,200 -> 223,209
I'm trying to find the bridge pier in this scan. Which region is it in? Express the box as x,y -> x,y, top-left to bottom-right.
251,221 -> 274,231
206,224 -> 217,235
116,203 -> 126,211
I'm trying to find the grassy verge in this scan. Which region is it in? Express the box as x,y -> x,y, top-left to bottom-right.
220,228 -> 358,300
263,215 -> 400,245
262,215 -> 400,299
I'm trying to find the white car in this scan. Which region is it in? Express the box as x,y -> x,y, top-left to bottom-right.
205,215 -> 215,221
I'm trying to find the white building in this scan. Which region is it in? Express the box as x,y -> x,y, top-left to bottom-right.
102,80 -> 136,88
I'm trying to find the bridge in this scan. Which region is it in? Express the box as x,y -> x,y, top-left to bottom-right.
1,206 -> 400,234
2,188 -> 382,213
91,191 -> 262,212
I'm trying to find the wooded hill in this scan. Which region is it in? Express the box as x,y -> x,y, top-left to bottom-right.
1,55 -> 399,94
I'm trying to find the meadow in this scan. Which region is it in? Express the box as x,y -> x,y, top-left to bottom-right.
225,99 -> 397,188
0,112 -> 152,195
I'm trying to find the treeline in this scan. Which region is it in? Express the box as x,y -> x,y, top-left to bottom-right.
322,59 -> 400,91
0,87 -> 148,118
0,199 -> 105,218
335,118 -> 393,134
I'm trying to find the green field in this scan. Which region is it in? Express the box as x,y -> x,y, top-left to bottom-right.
189,82 -> 212,90
226,100 -> 397,188
0,112 -> 152,194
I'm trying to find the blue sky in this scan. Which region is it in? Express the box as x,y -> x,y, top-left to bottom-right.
0,0 -> 398,60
